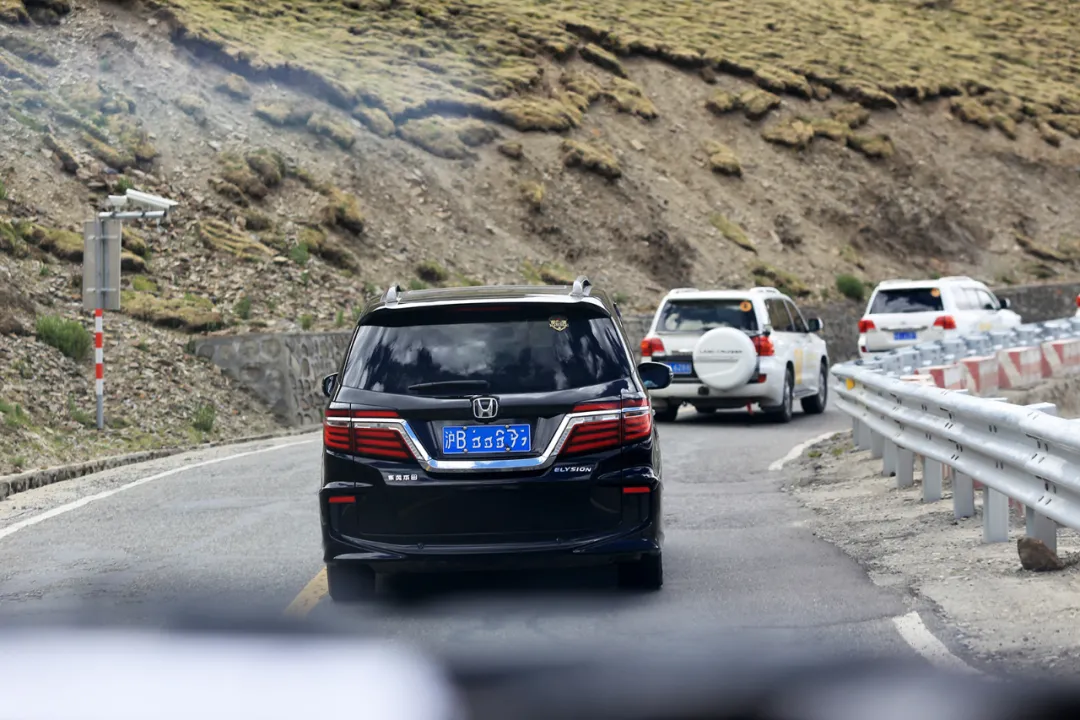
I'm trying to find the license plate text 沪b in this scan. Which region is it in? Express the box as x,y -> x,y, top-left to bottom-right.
442,424 -> 532,455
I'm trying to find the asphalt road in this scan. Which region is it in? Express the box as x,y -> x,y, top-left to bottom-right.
0,403 -> 964,667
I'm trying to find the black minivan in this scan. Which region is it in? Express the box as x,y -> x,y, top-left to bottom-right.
319,277 -> 673,600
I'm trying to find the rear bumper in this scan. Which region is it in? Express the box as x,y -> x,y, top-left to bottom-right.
320,459 -> 663,572
324,525 -> 661,573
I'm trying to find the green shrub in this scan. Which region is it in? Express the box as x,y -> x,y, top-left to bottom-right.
192,404 -> 215,433
335,309 -> 344,327
36,315 -> 92,361
67,397 -> 95,428
131,275 -> 157,293
0,178 -> 6,200
235,295 -> 252,320
299,314 -> 314,330
289,242 -> 309,266
835,273 -> 865,301
0,400 -> 28,429
116,176 -> 134,193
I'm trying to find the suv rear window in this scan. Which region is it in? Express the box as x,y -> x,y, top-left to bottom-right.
657,299 -> 758,333
341,303 -> 631,395
869,288 -> 944,314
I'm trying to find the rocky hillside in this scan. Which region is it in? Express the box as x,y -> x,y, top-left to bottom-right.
1,0 -> 1080,475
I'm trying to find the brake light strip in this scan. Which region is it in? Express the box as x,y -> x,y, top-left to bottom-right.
327,402 -> 650,474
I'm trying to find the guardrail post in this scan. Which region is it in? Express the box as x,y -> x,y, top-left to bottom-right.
882,440 -> 897,477
1025,508 -> 1058,555
855,420 -> 871,451
922,458 -> 943,502
896,447 -> 915,489
870,431 -> 884,459
953,472 -> 975,518
982,488 -> 1009,542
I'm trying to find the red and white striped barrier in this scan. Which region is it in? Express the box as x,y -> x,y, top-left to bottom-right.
960,355 -> 999,396
94,309 -> 103,421
916,364 -> 965,390
997,346 -> 1042,389
1041,338 -> 1080,378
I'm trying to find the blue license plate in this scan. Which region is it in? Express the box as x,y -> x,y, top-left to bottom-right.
893,331 -> 917,341
665,362 -> 693,375
442,424 -> 531,455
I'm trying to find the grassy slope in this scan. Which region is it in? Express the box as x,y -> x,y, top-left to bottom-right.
161,0 -> 1080,128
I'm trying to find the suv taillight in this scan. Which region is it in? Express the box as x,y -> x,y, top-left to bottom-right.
858,319 -> 876,333
560,398 -> 652,456
323,409 -> 414,460
1075,294 -> 1079,308
640,336 -> 665,357
933,315 -> 957,330
752,335 -> 775,356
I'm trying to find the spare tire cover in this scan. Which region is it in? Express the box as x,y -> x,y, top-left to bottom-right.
692,328 -> 758,391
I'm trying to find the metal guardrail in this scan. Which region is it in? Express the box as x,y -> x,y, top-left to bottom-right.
829,313 -> 1080,552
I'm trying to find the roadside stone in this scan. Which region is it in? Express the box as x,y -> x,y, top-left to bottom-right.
1018,537 -> 1066,572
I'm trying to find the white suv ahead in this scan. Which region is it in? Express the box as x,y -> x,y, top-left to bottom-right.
639,287 -> 830,423
858,277 -> 1020,358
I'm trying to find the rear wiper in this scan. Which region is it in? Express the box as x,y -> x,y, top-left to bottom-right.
406,380 -> 490,395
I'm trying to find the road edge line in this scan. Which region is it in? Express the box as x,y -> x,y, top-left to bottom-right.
0,437 -> 318,542
0,425 -> 320,502
891,611 -> 981,675
768,431 -> 841,472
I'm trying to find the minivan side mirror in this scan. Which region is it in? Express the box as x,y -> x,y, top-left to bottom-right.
322,373 -> 338,399
998,297 -> 1011,310
807,317 -> 824,333
637,361 -> 673,391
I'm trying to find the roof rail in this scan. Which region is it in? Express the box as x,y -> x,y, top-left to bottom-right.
382,283 -> 403,305
668,287 -> 699,294
937,275 -> 974,283
571,275 -> 592,297
751,286 -> 782,295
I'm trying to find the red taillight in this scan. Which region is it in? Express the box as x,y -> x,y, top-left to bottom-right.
622,486 -> 651,494
858,319 -> 876,333
933,315 -> 957,330
640,336 -> 664,357
752,335 -> 775,356
561,397 -> 652,456
1075,294 -> 1079,308
328,495 -> 356,504
323,408 -> 414,461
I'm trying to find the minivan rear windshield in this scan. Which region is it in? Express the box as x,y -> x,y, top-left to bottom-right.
869,288 -> 944,314
657,299 -> 758,333
341,303 -> 632,395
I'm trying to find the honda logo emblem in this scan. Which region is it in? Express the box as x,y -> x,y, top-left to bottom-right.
472,397 -> 499,420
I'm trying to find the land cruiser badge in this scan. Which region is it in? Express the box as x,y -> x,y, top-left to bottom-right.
549,316 -> 568,331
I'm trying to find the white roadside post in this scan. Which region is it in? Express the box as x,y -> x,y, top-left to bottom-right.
82,190 -> 178,430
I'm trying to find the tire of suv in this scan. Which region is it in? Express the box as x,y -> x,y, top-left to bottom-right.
617,553 -> 663,591
654,404 -> 680,423
801,362 -> 828,415
766,368 -> 794,424
326,563 -> 376,602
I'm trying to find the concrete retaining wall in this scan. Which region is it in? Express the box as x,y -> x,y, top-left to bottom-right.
195,282 -> 1080,425
195,332 -> 351,427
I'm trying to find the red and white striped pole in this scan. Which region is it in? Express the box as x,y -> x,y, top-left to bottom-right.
95,308 -> 104,430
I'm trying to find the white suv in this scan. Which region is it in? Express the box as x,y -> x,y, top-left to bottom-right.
639,287 -> 830,423
858,277 -> 1020,358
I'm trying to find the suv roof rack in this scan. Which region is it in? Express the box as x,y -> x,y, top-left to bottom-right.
750,286 -> 782,295
570,275 -> 592,297
668,287 -> 699,294
382,283 -> 403,305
